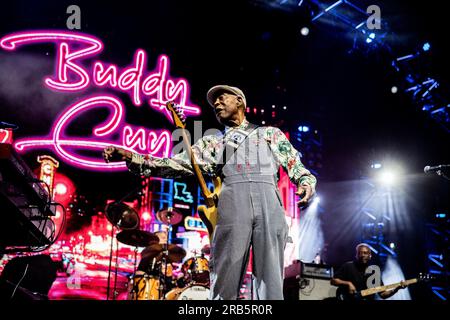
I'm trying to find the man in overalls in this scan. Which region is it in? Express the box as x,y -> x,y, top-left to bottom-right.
103,85 -> 316,299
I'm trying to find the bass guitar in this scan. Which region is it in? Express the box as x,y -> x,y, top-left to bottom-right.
336,273 -> 432,300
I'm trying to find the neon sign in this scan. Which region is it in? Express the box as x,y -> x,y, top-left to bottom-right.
38,155 -> 59,198
0,30 -> 201,171
184,216 -> 207,232
0,129 -> 13,144
174,182 -> 194,203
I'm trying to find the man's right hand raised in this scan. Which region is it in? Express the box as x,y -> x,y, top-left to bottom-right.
103,146 -> 132,163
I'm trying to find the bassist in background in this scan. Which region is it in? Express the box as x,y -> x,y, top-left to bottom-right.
103,85 -> 316,299
331,243 -> 407,300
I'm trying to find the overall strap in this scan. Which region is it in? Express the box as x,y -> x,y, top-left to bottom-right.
215,123 -> 259,177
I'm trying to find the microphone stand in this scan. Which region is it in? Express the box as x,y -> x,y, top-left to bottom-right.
106,224 -> 115,300
113,235 -> 120,300
159,212 -> 173,300
105,185 -> 142,300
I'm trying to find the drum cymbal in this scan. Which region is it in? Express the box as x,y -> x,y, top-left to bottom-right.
141,243 -> 186,263
105,202 -> 140,230
156,207 -> 183,225
116,230 -> 159,247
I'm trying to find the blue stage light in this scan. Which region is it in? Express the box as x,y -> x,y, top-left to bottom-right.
366,33 -> 376,43
423,42 -> 431,51
298,125 -> 310,132
371,163 -> 382,169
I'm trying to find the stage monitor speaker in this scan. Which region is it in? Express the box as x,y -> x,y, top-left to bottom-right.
298,277 -> 337,300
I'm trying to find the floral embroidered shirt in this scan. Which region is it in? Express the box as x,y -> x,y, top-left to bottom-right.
127,119 -> 317,193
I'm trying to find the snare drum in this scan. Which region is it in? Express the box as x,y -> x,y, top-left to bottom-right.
165,285 -> 210,300
127,271 -> 160,300
182,256 -> 210,284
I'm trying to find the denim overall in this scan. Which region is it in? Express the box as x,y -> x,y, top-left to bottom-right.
209,127 -> 288,300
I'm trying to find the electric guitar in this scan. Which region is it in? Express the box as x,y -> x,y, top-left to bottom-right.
165,101 -> 222,241
336,273 -> 432,301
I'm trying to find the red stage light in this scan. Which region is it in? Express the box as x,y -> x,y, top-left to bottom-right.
142,211 -> 151,221
55,183 -> 68,195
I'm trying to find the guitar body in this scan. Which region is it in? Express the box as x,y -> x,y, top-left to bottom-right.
197,175 -> 222,241
336,287 -> 363,301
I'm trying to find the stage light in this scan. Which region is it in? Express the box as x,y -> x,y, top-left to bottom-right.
380,171 -> 396,185
283,106 -> 287,110
378,169 -> 398,186
435,213 -> 446,219
374,162 -> 404,186
142,211 -> 151,221
382,257 -> 412,300
389,242 -> 395,249
391,86 -> 398,94
422,104 -> 433,111
272,104 -> 276,109
55,182 -> 68,195
300,27 -> 309,36
298,125 -> 310,132
422,42 -> 431,52
261,121 -> 266,125
366,33 -> 376,44
298,193 -> 324,262
371,163 -> 382,169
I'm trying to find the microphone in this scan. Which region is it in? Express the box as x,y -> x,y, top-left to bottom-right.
424,164 -> 450,173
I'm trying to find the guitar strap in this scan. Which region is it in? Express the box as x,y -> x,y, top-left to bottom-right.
214,123 -> 259,177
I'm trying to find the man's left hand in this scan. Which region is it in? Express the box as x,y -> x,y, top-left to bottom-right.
296,184 -> 313,207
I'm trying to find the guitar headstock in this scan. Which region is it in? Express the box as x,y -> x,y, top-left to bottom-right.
166,101 -> 186,129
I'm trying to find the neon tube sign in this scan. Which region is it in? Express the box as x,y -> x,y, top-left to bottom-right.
0,129 -> 13,144
38,155 -> 59,198
0,31 -> 201,171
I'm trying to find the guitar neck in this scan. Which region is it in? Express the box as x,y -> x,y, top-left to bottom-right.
360,278 -> 417,297
180,129 -> 211,197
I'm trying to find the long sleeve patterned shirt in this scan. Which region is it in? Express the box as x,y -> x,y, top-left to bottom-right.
127,119 -> 317,193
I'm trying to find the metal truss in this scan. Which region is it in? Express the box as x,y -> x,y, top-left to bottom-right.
271,0 -> 450,132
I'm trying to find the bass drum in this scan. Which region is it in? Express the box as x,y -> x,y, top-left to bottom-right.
165,285 -> 210,300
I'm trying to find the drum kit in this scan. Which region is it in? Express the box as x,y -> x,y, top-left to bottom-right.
105,202 -> 211,300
